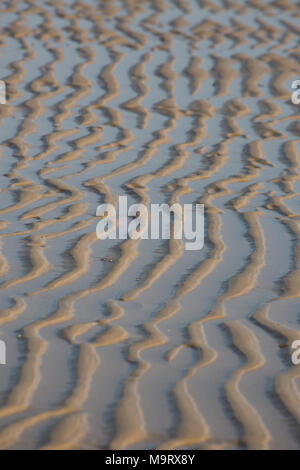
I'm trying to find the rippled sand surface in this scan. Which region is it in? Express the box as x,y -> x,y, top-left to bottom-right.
0,0 -> 300,450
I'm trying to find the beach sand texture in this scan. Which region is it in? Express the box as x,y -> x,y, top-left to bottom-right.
0,0 -> 300,450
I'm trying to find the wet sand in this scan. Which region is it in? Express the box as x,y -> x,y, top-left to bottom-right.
0,0 -> 300,450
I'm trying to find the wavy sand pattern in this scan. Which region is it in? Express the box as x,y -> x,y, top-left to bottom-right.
0,0 -> 300,450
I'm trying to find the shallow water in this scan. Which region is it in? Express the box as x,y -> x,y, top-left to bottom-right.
0,0 -> 300,450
